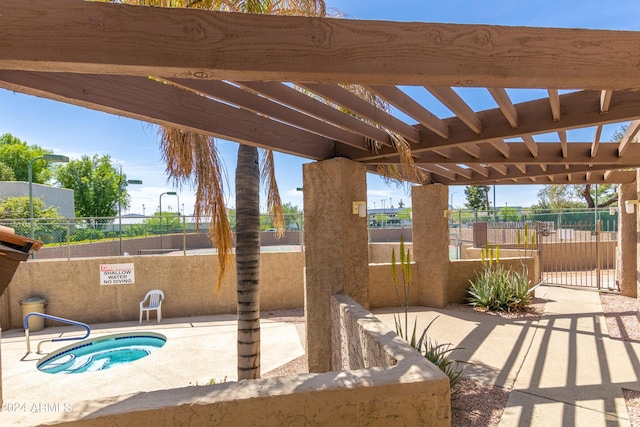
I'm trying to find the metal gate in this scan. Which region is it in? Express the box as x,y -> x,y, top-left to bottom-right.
537,212 -> 618,289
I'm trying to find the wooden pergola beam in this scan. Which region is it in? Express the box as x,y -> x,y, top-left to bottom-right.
488,88 -> 519,128
0,71 -> 335,160
505,171 -> 635,184
168,78 -> 371,151
355,90 -> 640,161
237,81 -> 392,145
489,140 -> 510,157
618,119 -> 640,156
425,86 -> 482,134
600,90 -> 613,113
548,89 -> 561,121
427,164 -> 632,184
522,135 -> 539,158
5,0 -> 640,89
297,83 -> 420,143
362,143 -> 640,165
366,85 -> 449,139
592,125 -> 603,157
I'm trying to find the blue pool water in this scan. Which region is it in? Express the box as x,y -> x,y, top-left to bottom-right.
37,332 -> 166,374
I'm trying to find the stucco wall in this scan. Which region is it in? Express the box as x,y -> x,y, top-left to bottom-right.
2,252 -> 304,329
368,262 -> 420,309
369,242 -> 414,264
3,250 -> 541,329
49,294 -> 449,427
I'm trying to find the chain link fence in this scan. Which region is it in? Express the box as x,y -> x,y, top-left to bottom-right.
0,213 -> 306,260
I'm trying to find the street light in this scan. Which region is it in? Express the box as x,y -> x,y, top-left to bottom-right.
28,154 -> 69,239
118,177 -> 142,255
159,191 -> 179,250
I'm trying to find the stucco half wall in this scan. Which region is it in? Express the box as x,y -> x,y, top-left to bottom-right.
46,294 -> 450,427
2,250 -> 539,329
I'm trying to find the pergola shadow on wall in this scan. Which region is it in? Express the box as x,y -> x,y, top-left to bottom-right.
2,0 -> 640,424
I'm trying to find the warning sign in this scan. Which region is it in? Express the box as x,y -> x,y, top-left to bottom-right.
99,263 -> 135,285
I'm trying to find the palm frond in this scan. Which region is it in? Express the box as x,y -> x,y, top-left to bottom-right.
259,148 -> 284,237
159,127 -> 233,292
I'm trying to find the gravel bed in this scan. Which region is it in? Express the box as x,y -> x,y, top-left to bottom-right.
599,292 -> 640,426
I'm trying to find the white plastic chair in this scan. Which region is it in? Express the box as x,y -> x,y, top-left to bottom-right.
139,289 -> 165,324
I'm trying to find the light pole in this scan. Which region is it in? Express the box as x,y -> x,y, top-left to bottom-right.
118,176 -> 142,255
159,191 -> 178,250
28,154 -> 69,239
493,185 -> 497,222
450,191 -> 457,209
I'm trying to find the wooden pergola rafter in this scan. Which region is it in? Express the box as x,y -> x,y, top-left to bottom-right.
2,0 -> 640,185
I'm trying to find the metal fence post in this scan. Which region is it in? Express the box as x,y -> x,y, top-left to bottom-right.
67,219 -> 71,260
183,215 -> 186,256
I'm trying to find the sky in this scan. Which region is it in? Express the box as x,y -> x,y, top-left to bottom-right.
2,0 -> 639,216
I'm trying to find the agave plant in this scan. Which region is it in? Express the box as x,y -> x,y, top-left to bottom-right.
416,316 -> 465,393
468,264 -> 531,312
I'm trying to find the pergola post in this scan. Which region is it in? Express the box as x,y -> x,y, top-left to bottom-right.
303,158 -> 369,373
619,181 -> 637,297
412,184 -> 450,308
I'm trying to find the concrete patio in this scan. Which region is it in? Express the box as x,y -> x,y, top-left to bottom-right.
1,284 -> 639,426
374,285 -> 640,426
0,315 -> 305,426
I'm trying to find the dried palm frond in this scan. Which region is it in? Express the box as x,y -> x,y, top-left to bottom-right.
376,131 -> 430,186
259,148 -> 284,237
159,127 -> 232,292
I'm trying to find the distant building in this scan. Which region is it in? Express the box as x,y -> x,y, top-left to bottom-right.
0,182 -> 75,218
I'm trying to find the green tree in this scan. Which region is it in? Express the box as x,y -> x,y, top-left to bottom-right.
464,185 -> 490,210
534,127 -> 623,210
282,202 -> 302,230
0,196 -> 64,242
534,184 -> 618,210
55,155 -> 128,221
0,161 -> 16,181
0,133 -> 53,183
397,207 -> 412,221
533,185 -> 581,209
143,212 -> 180,234
499,206 -> 520,221
259,203 -> 301,231
580,184 -> 618,208
227,209 -> 236,231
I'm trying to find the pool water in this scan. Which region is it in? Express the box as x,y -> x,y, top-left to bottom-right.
37,333 -> 166,374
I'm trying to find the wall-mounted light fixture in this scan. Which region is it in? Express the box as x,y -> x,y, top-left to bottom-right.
352,201 -> 367,218
625,200 -> 640,214
443,209 -> 452,218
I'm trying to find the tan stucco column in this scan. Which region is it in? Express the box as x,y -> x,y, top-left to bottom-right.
619,181 -> 637,297
303,158 -> 369,373
412,184 -> 449,308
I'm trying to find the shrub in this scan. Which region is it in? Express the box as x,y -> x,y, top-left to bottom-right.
467,263 -> 531,312
416,317 -> 464,393
70,227 -> 105,242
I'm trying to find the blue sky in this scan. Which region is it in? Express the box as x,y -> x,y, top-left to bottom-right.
1,0 -> 639,215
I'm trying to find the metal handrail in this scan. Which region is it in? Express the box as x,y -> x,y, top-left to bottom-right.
23,313 -> 90,354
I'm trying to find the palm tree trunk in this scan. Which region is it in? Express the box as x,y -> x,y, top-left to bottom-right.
235,143 -> 261,380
